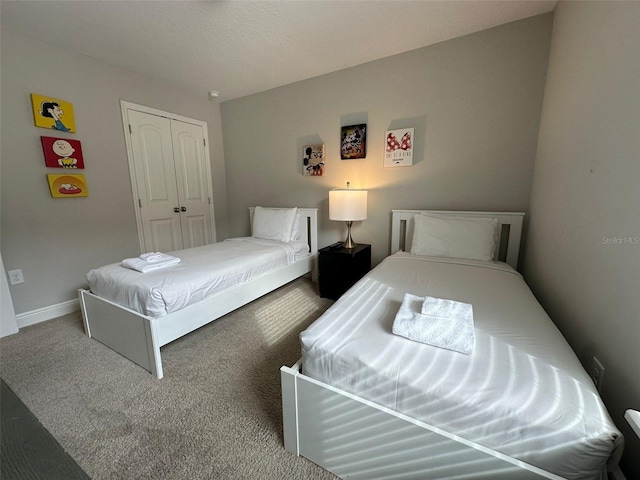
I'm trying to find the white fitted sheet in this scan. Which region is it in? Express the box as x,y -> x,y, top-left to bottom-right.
87,237 -> 309,318
301,252 -> 622,480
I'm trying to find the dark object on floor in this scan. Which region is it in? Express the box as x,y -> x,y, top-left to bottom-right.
1,379 -> 90,480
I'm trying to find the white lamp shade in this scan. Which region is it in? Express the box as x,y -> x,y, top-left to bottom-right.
329,189 -> 368,221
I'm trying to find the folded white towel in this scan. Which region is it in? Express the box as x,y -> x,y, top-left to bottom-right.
122,256 -> 181,273
139,252 -> 178,263
421,296 -> 453,318
392,293 -> 475,355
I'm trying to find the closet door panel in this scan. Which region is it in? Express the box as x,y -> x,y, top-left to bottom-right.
141,128 -> 172,201
149,219 -> 181,254
128,110 -> 183,252
171,120 -> 214,248
183,216 -> 207,248
175,131 -> 202,200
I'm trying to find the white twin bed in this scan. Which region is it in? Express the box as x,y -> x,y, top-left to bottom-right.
79,207 -> 317,379
281,210 -> 623,480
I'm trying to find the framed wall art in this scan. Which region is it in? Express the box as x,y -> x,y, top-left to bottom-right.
41,136 -> 85,168
31,93 -> 76,133
340,124 -> 366,159
46,174 -> 88,198
303,144 -> 325,176
384,127 -> 414,167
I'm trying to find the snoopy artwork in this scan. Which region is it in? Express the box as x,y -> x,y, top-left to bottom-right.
46,173 -> 89,198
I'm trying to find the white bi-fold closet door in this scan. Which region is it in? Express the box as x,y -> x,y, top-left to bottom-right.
122,102 -> 216,253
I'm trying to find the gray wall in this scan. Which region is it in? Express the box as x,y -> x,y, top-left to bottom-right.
0,29 -> 228,315
524,1 -> 640,476
221,14 -> 553,266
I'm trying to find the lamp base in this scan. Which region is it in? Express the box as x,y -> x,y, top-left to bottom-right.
343,221 -> 357,249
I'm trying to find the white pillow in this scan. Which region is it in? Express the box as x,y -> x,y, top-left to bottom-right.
291,214 -> 302,241
252,207 -> 298,243
410,213 -> 498,261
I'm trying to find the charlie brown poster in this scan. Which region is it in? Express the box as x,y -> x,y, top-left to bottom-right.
31,93 -> 76,133
41,136 -> 85,168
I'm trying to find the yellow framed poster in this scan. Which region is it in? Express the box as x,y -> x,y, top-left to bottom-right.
46,174 -> 88,198
31,93 -> 76,133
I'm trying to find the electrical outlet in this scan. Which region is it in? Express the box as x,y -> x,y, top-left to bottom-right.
590,356 -> 605,391
8,269 -> 24,285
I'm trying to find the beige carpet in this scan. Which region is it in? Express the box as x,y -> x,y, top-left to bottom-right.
0,277 -> 338,479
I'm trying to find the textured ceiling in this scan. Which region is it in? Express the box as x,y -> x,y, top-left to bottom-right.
1,0 -> 556,101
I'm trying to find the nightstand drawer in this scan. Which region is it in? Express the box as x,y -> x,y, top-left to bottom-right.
318,244 -> 371,300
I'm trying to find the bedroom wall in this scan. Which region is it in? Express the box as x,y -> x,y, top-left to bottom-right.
523,1 -> 640,477
221,14 -> 553,266
0,29 -> 228,317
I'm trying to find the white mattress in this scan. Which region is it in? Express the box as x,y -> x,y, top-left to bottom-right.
301,253 -> 623,480
86,237 -> 309,318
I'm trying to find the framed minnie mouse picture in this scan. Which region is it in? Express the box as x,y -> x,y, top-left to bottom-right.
384,127 -> 414,167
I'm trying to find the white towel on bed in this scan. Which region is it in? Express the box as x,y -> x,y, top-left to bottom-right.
392,293 -> 475,354
122,255 -> 181,273
421,296 -> 454,317
139,252 -> 177,263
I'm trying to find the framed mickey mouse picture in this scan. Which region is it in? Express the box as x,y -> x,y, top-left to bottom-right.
384,127 -> 414,167
340,124 -> 366,160
303,144 -> 325,176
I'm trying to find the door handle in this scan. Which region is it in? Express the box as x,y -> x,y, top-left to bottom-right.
180,207 -> 187,212
173,207 -> 180,213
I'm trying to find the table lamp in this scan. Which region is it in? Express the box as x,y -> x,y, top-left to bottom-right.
329,182 -> 368,249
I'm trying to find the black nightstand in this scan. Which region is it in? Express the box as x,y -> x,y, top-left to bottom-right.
319,243 -> 371,300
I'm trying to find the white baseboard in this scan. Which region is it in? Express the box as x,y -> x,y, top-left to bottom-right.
16,298 -> 80,329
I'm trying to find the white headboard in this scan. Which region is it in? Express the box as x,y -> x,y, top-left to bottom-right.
391,210 -> 525,270
249,207 -> 318,254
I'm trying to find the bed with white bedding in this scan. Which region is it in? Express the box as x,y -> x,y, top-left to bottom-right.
86,237 -> 310,318
80,207 -> 317,379
281,210 -> 623,480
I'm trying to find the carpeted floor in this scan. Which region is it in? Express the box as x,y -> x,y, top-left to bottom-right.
0,277 -> 338,479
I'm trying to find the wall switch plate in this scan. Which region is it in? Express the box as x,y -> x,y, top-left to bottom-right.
590,356 -> 605,391
8,269 -> 24,285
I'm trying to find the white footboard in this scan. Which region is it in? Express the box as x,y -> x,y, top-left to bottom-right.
281,361 -> 563,480
79,289 -> 163,378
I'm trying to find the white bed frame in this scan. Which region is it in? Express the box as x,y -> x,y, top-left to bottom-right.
79,207 -> 317,379
281,210 -> 572,480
